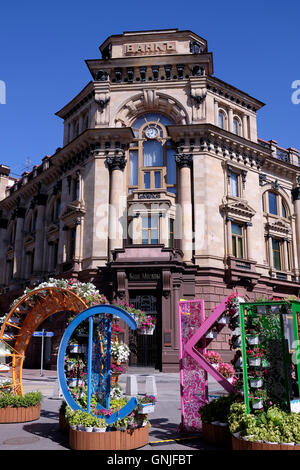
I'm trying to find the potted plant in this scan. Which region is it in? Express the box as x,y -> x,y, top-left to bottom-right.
248,369 -> 266,388
204,350 -> 222,369
111,341 -> 130,364
246,329 -> 261,345
247,347 -> 264,367
93,416 -> 107,432
218,313 -> 230,325
218,363 -> 235,383
205,325 -> 218,339
138,395 -> 157,414
137,315 -> 156,335
249,389 -> 268,409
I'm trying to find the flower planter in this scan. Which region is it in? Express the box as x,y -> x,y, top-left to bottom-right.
256,305 -> 267,314
69,344 -> 81,353
246,335 -> 260,345
251,399 -> 264,409
138,403 -> 155,414
93,427 -> 107,433
69,425 -> 149,450
202,422 -> 231,447
205,331 -> 217,339
0,404 -> 40,423
67,378 -> 80,388
248,357 -> 261,367
249,378 -> 263,388
232,436 -> 298,451
211,363 -> 219,370
218,316 -> 229,325
137,327 -> 155,335
270,305 -> 281,314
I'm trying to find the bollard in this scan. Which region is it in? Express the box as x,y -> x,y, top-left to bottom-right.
125,374 -> 138,396
52,379 -> 64,400
145,375 -> 157,397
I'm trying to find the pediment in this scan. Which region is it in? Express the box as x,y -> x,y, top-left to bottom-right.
220,199 -> 256,219
266,219 -> 291,235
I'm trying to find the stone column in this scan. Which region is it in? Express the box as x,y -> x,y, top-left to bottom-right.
73,218 -> 82,271
14,206 -> 26,279
106,153 -> 127,259
33,194 -> 47,274
283,238 -> 289,272
267,235 -> 273,269
292,184 -> 300,278
0,217 -> 8,284
214,100 -> 219,126
246,221 -> 254,260
228,108 -> 233,133
175,153 -> 193,263
243,114 -> 248,139
226,217 -> 233,256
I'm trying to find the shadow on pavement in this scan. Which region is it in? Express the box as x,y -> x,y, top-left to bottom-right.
23,422 -> 70,449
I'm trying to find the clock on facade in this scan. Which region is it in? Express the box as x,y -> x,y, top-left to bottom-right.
145,127 -> 158,139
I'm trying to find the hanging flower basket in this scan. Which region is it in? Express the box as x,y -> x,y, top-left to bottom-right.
248,357 -> 261,367
249,378 -> 264,388
69,344 -> 81,353
251,399 -> 264,410
246,335 -> 260,346
137,326 -> 155,335
206,330 -> 217,339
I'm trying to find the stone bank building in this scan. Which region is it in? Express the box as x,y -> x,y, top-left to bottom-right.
0,29 -> 300,372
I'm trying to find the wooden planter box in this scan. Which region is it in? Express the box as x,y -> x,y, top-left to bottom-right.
0,404 -> 40,423
232,436 -> 300,451
69,425 -> 149,450
202,422 -> 231,447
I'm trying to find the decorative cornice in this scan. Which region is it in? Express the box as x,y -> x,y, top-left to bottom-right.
220,198 -> 256,220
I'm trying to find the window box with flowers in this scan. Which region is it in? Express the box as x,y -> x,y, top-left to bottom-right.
204,351 -> 222,369
246,329 -> 261,346
249,389 -> 268,410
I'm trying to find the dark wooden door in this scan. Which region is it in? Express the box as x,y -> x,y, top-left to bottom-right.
128,293 -> 161,370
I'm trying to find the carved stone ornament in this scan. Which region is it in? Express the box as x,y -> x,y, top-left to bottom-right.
105,154 -> 127,171
175,153 -> 193,168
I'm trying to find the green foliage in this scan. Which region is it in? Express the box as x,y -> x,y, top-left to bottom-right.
199,393 -> 242,424
228,403 -> 300,444
0,391 -> 42,408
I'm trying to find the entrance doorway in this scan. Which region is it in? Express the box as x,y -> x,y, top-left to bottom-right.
128,292 -> 161,370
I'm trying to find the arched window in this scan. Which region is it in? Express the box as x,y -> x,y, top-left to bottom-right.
233,117 -> 240,135
128,113 -> 176,194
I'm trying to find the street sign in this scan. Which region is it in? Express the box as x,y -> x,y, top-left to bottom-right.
33,331 -> 54,337
32,329 -> 54,376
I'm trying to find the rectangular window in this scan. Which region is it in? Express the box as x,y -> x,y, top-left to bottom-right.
232,223 -> 244,258
272,238 -> 281,270
268,192 -> 278,215
142,215 -> 159,245
129,151 -> 138,187
230,173 -> 239,197
168,218 -> 174,248
154,171 -> 161,188
144,172 -> 151,189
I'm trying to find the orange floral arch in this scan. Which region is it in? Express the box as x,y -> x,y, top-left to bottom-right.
0,287 -> 87,395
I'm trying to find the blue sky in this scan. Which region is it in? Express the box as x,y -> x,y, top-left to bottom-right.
0,0 -> 300,177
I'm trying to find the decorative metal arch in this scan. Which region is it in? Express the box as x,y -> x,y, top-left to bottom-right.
0,287 -> 87,395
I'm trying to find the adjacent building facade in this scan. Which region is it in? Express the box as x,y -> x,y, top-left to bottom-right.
0,29 -> 300,371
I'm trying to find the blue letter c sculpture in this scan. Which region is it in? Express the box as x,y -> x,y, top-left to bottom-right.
57,304 -> 138,425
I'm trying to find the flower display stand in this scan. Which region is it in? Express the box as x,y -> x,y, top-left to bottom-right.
202,422 -> 231,447
232,436 -> 300,451
69,425 -> 149,450
0,404 -> 40,423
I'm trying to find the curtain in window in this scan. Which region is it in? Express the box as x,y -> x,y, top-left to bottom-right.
143,140 -> 163,167
129,151 -> 138,186
166,149 -> 176,185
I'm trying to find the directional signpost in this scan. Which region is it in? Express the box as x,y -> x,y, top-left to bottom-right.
32,329 -> 54,376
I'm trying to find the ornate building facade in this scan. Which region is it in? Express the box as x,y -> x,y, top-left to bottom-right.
0,29 -> 300,371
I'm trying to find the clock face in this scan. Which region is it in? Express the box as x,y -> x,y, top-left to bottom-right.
145,127 -> 158,139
